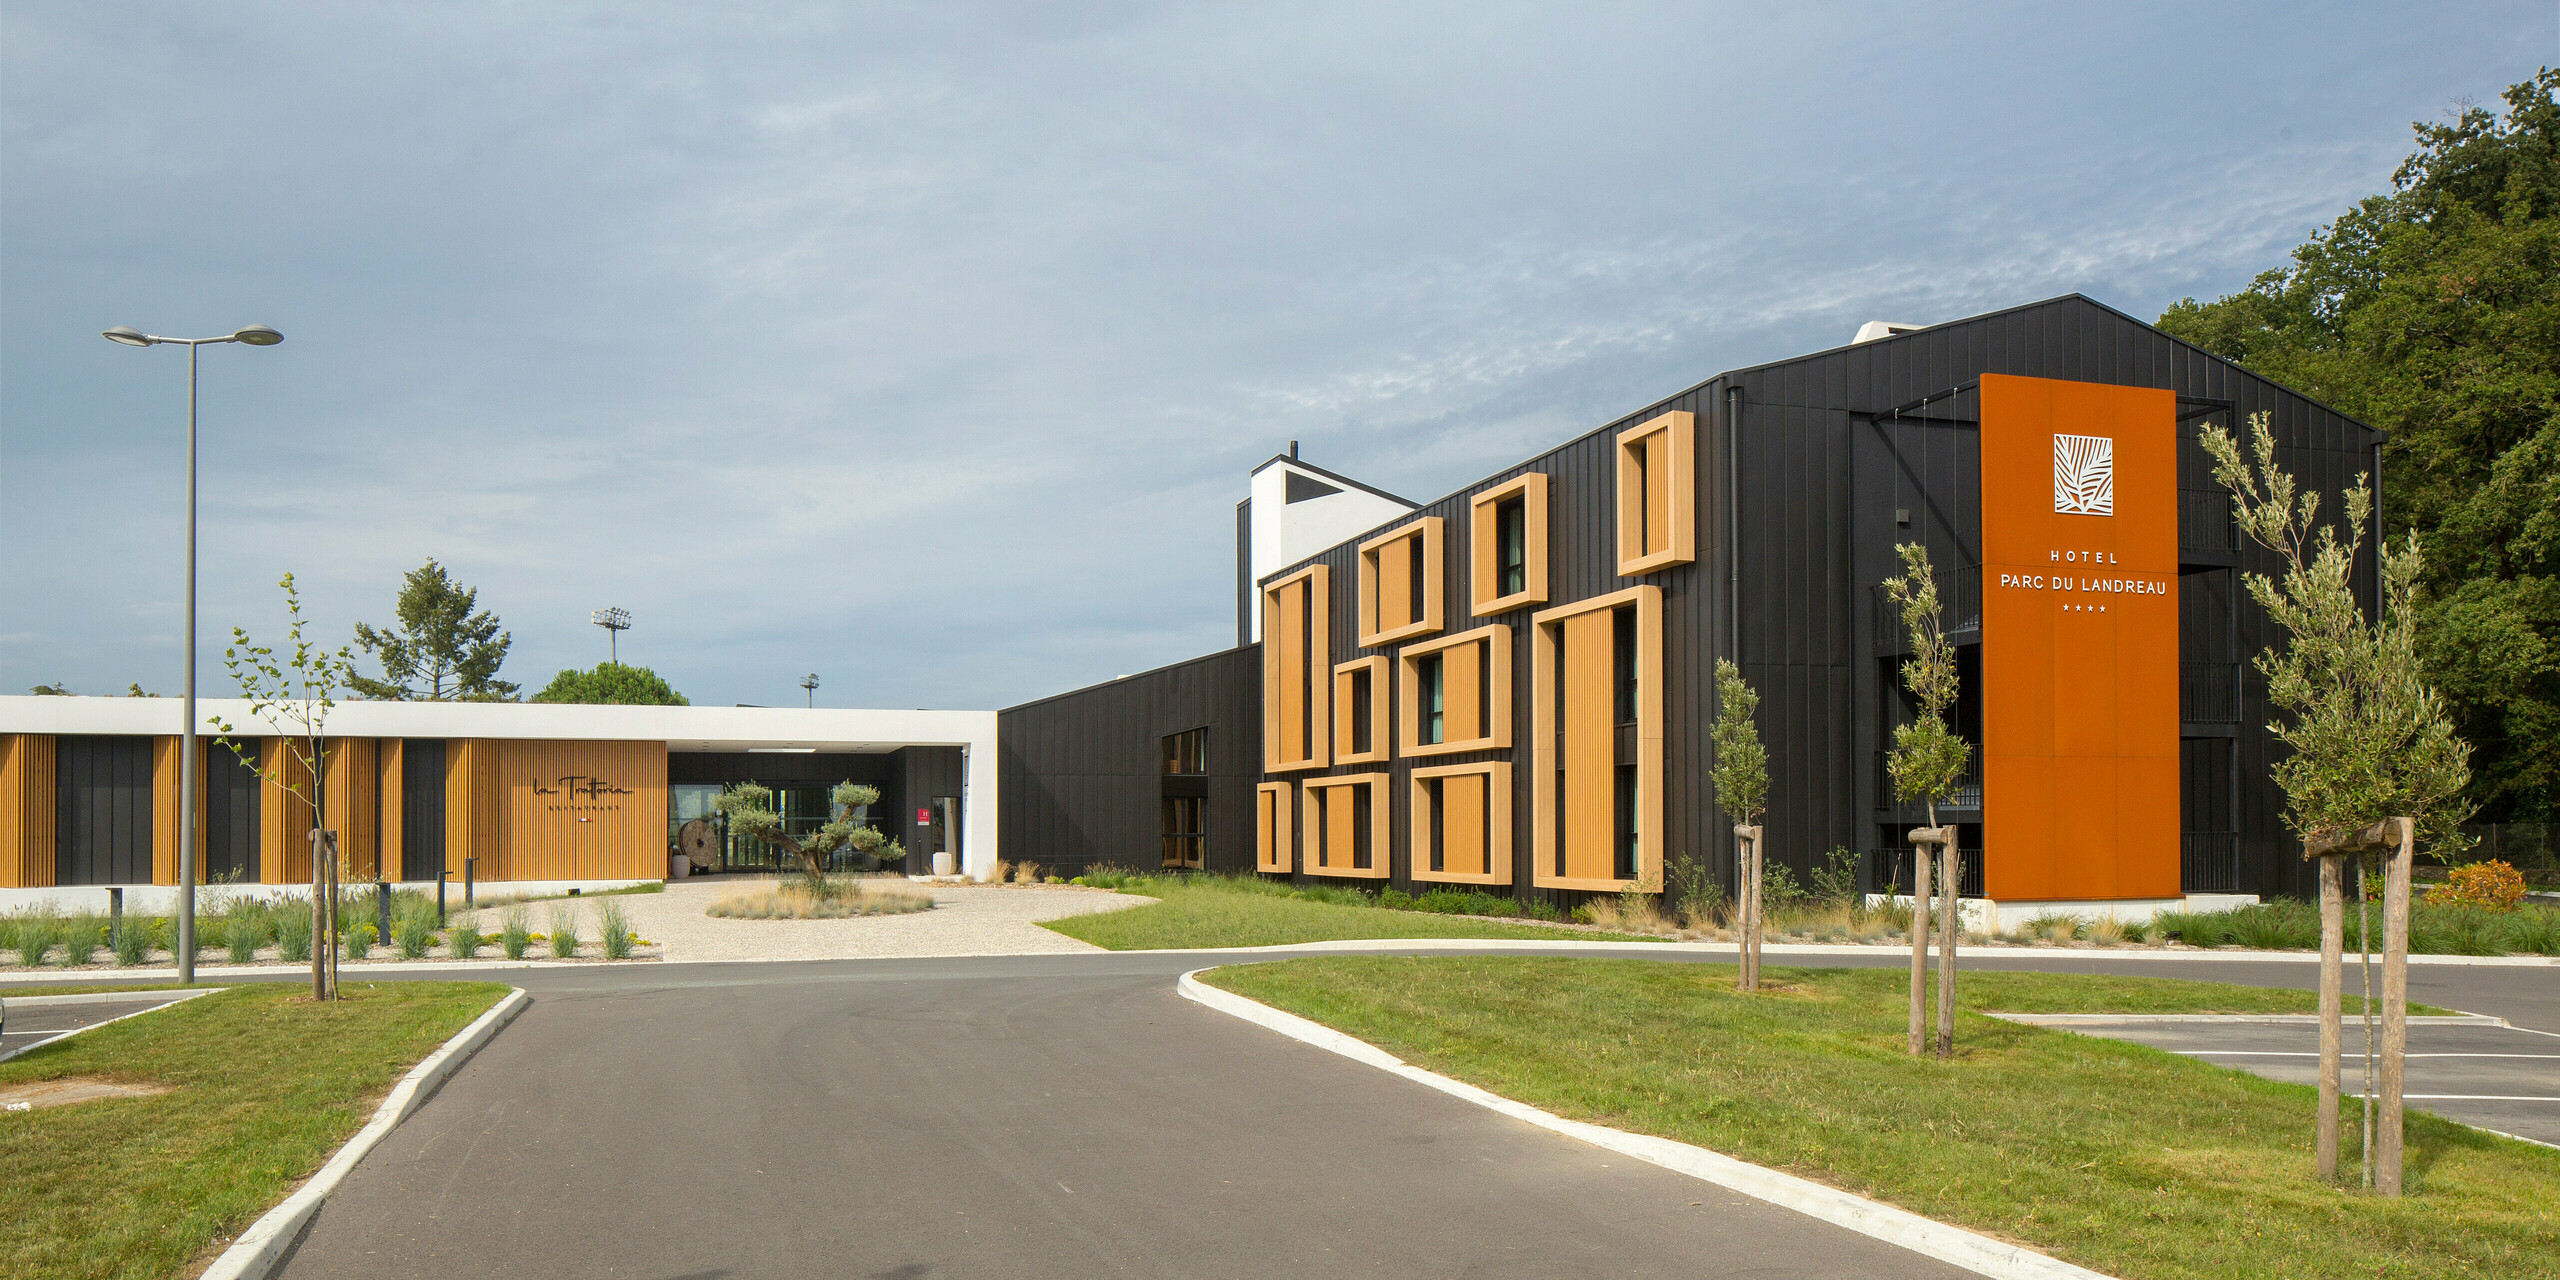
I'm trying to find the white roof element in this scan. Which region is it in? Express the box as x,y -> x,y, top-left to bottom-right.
0,696 -> 994,754
1853,321 -> 1928,344
1243,454 -> 1415,641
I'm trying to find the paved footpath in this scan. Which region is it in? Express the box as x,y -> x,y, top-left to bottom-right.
276,947 -> 2558,1279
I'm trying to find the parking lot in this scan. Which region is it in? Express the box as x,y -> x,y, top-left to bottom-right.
0,989 -> 212,1064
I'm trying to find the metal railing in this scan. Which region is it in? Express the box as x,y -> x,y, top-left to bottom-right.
2181,662 -> 2241,724
2182,832 -> 2240,893
1871,563 -> 1982,652
2179,487 -> 2236,552
1874,749 -> 1983,810
1865,846 -> 1984,898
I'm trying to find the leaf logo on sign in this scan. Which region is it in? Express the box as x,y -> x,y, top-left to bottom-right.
2054,434 -> 2114,516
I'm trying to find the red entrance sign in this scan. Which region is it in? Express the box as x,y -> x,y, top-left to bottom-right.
916,807 -> 932,826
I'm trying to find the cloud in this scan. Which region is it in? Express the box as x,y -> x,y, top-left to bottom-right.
1,1 -> 2541,708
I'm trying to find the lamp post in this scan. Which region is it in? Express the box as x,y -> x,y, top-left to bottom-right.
101,324 -> 283,985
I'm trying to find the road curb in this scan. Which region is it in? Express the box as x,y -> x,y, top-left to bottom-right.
200,986 -> 530,1280
1177,967 -> 2114,1280
1136,937 -> 2560,966
0,987 -> 224,1064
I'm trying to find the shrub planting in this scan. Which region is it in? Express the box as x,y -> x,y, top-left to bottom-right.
113,915 -> 159,966
547,903 -> 579,958
59,917 -> 103,966
500,905 -> 533,959
446,914 -> 484,960
598,898 -> 634,959
273,908 -> 315,962
16,913 -> 62,967
394,903 -> 437,959
2438,860 -> 2528,911
225,906 -> 270,965
706,881 -> 934,919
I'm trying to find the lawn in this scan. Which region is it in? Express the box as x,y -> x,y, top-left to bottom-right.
1204,957 -> 2558,1280
1040,875 -> 1661,949
0,980 -> 512,1280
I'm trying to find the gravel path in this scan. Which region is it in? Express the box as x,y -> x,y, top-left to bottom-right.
603,878 -> 1153,962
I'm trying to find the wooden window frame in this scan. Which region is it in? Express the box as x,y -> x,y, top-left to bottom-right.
1469,473 -> 1549,615
1256,781 -> 1295,873
1409,760 -> 1512,886
1615,411 -> 1696,576
1531,585 -> 1663,892
1331,656 -> 1390,766
1397,624 -> 1512,758
1300,773 -> 1392,880
1356,517 -> 1445,649
1261,564 -> 1332,773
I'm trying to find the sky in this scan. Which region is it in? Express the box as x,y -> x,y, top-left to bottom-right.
3,3 -> 2552,711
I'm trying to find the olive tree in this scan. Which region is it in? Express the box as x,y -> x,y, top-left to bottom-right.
1709,659 -> 1770,991
715,781 -> 900,885
1882,543 -> 1972,1059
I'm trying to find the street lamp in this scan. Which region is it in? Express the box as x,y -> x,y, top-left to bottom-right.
101,324 -> 285,985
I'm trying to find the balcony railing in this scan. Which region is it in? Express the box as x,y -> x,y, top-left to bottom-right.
1873,749 -> 1983,811
2181,662 -> 2241,725
1872,563 -> 1982,652
2182,832 -> 2240,893
2179,487 -> 2237,552
1865,846 -> 1985,898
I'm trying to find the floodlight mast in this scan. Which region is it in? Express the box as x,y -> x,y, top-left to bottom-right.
99,324 -> 285,986
800,673 -> 820,708
591,607 -> 632,664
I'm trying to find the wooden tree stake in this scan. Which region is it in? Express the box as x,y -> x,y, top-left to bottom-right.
2316,849 -> 2342,1179
1908,833 -> 1932,1057
2380,817 -> 2411,1195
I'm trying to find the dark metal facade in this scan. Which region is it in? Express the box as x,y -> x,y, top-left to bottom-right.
55,735 -> 154,885
204,740 -> 262,882
999,645 -> 1262,877
1003,296 -> 2380,904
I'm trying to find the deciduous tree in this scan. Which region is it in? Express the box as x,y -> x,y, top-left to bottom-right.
1709,658 -> 1769,991
1883,542 -> 1972,1058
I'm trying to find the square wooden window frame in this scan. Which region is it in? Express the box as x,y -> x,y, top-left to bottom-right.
1331,656 -> 1391,766
1615,411 -> 1697,576
1261,564 -> 1332,773
1530,584 -> 1664,893
1396,623 -> 1514,759
1409,760 -> 1513,887
1356,517 -> 1445,649
1256,781 -> 1295,874
1299,772 -> 1393,880
1468,472 -> 1549,616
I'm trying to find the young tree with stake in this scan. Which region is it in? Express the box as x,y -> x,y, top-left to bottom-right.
212,573 -> 359,1000
2200,414 -> 2470,1192
1709,659 -> 1770,991
1883,543 -> 1973,1059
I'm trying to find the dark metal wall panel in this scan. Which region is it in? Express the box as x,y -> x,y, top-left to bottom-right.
998,645 -> 1262,877
400,739 -> 447,882
204,741 -> 262,882
893,746 -> 967,869
55,735 -> 153,885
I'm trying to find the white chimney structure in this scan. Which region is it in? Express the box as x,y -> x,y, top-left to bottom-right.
1235,445 -> 1416,644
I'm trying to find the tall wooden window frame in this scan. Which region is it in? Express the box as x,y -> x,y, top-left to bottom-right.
1261,565 -> 1331,772
1331,656 -> 1390,766
1532,584 -> 1663,892
1410,760 -> 1512,886
1300,773 -> 1391,880
1356,517 -> 1444,649
1256,781 -> 1295,873
1469,473 -> 1549,616
1397,624 -> 1512,759
1615,411 -> 1696,576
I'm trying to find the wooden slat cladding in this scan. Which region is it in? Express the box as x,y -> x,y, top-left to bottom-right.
488,740 -> 669,880
0,735 -> 57,888
1301,773 -> 1389,879
1469,472 -> 1548,616
1357,517 -> 1444,647
1616,412 -> 1696,575
1410,761 -> 1510,885
1397,624 -> 1512,758
259,738 -> 318,885
325,737 -> 381,881
1256,780 -> 1294,873
1534,585 -> 1662,891
377,738 -> 405,881
1331,656 -> 1390,765
1262,565 -> 1331,772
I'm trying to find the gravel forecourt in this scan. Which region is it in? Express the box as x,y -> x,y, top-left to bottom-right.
608,877 -> 1155,962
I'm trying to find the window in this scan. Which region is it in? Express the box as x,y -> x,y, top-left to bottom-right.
1162,727 -> 1208,776
1532,585 -> 1662,890
1616,411 -> 1695,576
1160,796 -> 1205,869
1301,773 -> 1391,879
1411,761 -> 1511,886
1331,657 -> 1389,765
1357,517 -> 1444,648
1261,565 -> 1331,772
1256,781 -> 1294,873
1468,473 -> 1549,615
1397,624 -> 1513,758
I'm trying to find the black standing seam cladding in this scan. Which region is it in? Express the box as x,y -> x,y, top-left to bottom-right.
1001,296 -> 2381,904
